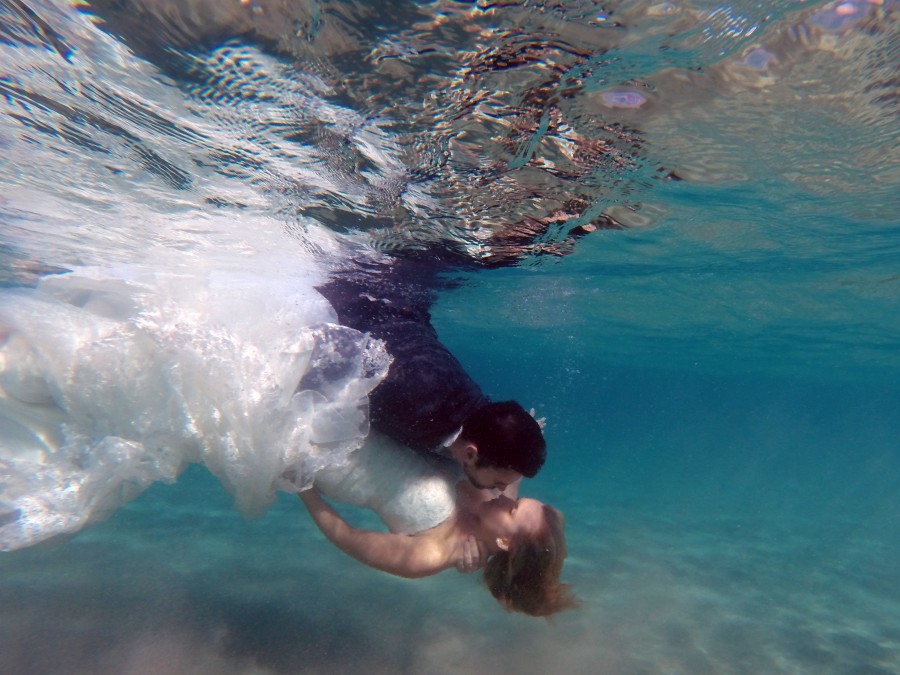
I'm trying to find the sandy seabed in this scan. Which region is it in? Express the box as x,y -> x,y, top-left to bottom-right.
1,471 -> 899,675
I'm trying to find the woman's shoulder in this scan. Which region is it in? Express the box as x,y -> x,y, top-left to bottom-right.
403,512 -> 464,576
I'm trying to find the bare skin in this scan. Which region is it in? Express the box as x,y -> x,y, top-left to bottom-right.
299,482 -> 546,579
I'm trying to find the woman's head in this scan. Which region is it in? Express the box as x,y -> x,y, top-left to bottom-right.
480,497 -> 578,617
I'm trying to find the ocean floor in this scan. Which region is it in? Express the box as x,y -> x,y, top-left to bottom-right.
2,467 -> 898,675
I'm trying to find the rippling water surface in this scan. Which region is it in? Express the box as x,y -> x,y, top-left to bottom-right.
3,0 -> 898,372
2,0 -> 899,673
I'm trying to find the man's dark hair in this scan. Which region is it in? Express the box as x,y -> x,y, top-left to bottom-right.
461,401 -> 546,477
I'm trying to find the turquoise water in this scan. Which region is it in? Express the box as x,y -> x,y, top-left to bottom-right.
2,0 -> 900,673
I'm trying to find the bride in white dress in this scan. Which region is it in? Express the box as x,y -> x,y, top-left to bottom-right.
0,262 -> 575,616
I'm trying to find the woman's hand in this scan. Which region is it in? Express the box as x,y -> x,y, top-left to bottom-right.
299,486 -> 321,504
299,487 -> 336,523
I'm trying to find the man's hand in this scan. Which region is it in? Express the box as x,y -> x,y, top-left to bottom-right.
455,534 -> 488,574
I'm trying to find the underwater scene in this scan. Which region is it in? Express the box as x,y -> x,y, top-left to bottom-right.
1,0 -> 899,673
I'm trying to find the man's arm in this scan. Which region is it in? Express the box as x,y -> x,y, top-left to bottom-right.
455,535 -> 488,574
299,489 -> 448,579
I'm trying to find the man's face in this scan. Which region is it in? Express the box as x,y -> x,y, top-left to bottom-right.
464,463 -> 523,492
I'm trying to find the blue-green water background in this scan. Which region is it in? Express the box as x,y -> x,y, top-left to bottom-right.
2,0 -> 900,672
5,304 -> 899,674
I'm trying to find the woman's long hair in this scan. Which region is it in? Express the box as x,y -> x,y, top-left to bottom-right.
483,504 -> 578,617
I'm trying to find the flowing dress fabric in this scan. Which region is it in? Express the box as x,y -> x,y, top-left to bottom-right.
0,264 -> 391,551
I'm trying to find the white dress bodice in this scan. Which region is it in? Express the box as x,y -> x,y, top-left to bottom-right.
314,432 -> 461,534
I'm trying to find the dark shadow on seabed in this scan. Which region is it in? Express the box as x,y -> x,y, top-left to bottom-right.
2,441 -> 900,675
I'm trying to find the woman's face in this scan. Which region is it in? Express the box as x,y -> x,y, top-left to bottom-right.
479,495 -> 545,540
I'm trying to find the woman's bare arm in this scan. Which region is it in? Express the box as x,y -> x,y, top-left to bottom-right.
299,489 -> 450,579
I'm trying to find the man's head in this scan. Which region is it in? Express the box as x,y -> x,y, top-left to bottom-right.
450,401 -> 546,490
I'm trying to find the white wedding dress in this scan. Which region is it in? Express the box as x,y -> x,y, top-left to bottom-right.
0,261 -> 412,550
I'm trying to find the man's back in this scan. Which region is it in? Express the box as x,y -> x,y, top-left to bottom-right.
318,261 -> 487,452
